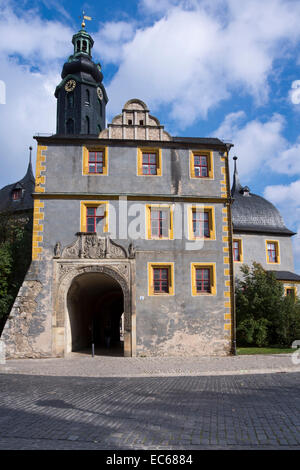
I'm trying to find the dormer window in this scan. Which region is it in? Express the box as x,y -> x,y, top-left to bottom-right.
12,189 -> 22,200
242,186 -> 250,196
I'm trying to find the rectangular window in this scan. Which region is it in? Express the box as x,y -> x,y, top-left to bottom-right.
138,148 -> 162,176
151,208 -> 169,238
195,268 -> 211,293
153,267 -> 169,293
286,288 -> 296,297
266,241 -> 280,264
191,263 -> 216,296
194,155 -> 208,178
88,151 -> 104,174
192,210 -> 210,238
80,201 -> 108,233
83,146 -> 108,175
86,206 -> 105,233
148,263 -> 174,296
142,152 -> 157,175
190,150 -> 213,179
189,206 -> 215,240
147,205 -> 173,240
233,239 -> 243,262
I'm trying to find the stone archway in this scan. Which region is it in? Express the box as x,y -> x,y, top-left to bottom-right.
53,263 -> 132,357
67,272 -> 124,354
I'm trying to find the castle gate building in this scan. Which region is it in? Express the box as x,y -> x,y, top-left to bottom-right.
2,25 -> 235,358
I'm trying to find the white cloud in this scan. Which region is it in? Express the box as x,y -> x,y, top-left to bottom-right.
2,0 -> 300,191
107,0 -> 300,125
139,0 -> 182,14
264,181 -> 300,272
215,109 -> 300,181
214,112 -> 287,179
273,143 -> 300,176
93,21 -> 136,64
0,54 -> 58,185
0,5 -> 73,61
0,3 -> 71,187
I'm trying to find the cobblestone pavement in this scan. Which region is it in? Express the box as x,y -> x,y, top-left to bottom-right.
1,352 -> 300,378
0,372 -> 300,449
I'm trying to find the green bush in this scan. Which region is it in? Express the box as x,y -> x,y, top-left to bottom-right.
0,216 -> 32,333
236,262 -> 300,347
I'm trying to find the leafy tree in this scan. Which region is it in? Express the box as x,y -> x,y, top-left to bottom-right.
0,242 -> 14,322
0,214 -> 32,333
236,262 -> 300,347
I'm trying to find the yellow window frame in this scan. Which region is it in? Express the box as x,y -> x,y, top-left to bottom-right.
148,262 -> 175,296
284,285 -> 297,297
82,146 -> 108,175
146,204 -> 174,240
191,262 -> 217,296
233,238 -> 243,263
188,205 -> 216,240
80,201 -> 109,233
190,150 -> 214,179
137,147 -> 162,176
266,240 -> 280,264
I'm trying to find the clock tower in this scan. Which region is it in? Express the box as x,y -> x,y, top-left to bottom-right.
55,23 -> 108,136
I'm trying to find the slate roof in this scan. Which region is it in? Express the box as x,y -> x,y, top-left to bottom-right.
268,271 -> 300,282
231,157 -> 295,236
0,160 -> 35,214
173,137 -> 228,147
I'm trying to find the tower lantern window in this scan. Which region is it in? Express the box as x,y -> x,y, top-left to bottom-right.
82,40 -> 87,52
76,40 -> 80,52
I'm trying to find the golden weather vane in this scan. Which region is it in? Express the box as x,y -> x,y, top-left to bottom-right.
80,11 -> 92,29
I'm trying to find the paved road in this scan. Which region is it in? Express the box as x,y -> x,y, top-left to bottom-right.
0,372 -> 300,449
1,352 -> 300,377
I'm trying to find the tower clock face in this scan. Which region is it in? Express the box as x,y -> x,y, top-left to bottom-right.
97,87 -> 103,100
65,79 -> 76,92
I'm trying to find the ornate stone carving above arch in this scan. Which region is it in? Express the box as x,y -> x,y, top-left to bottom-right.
60,234 -> 128,260
52,262 -> 132,357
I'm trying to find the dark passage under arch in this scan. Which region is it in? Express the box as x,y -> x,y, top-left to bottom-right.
67,272 -> 124,356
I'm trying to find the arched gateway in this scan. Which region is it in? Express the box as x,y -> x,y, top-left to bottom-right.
52,235 -> 135,357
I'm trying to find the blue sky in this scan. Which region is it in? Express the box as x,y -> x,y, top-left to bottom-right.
0,0 -> 300,271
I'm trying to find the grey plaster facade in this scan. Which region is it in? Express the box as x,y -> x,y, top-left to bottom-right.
2,99 -> 234,358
